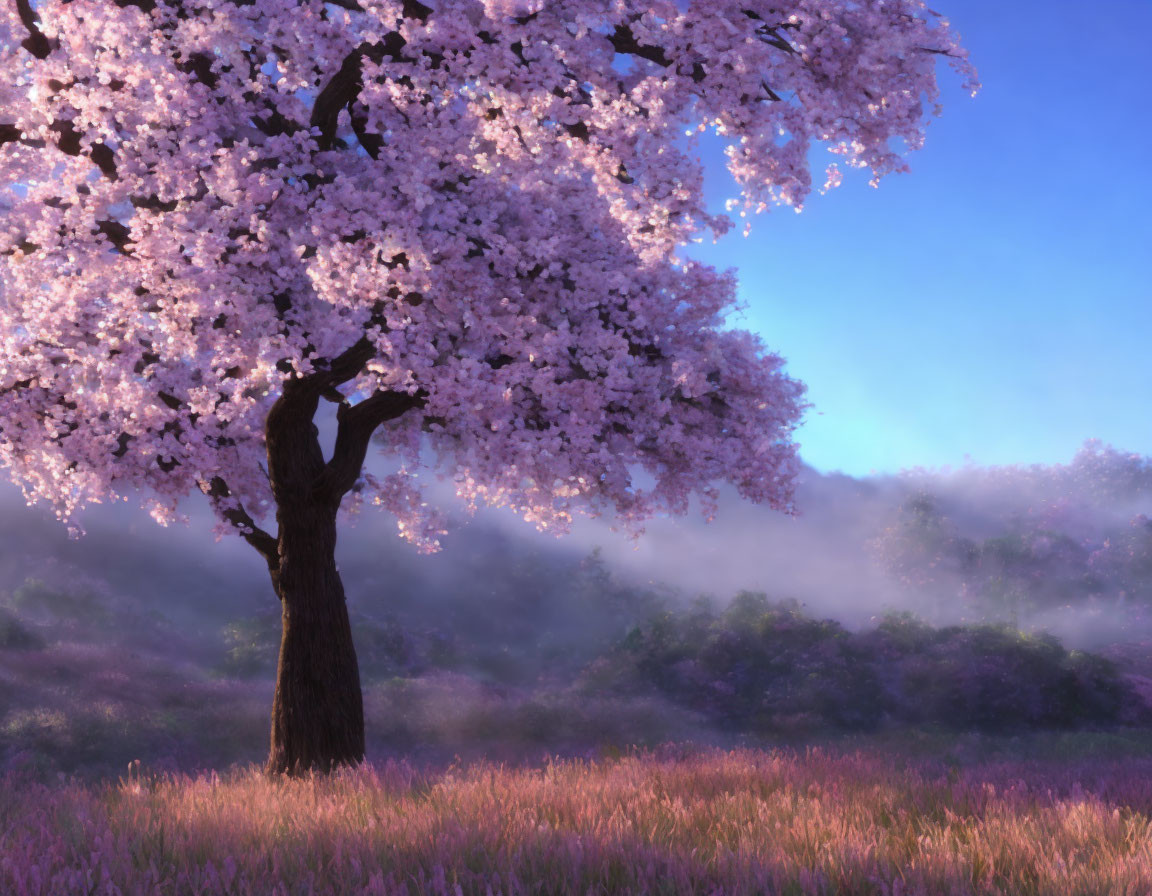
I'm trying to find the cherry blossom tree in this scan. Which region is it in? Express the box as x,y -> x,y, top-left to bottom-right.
0,0 -> 974,774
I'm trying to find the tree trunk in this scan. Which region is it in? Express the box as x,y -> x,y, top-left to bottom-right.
265,498 -> 365,776
258,345 -> 420,775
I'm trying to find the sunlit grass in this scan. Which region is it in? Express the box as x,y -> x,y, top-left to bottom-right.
3,747 -> 1151,895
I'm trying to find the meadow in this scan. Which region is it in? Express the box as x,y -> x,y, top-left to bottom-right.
4,742 -> 1152,895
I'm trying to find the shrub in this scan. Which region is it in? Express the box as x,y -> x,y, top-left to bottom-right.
599,595 -> 1150,735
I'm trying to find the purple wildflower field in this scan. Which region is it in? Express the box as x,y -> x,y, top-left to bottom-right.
4,747 -> 1152,895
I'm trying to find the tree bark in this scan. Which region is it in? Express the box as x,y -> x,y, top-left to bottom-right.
265,497 -> 365,776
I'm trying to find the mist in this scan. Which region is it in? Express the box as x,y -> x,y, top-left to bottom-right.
3,439 -> 1152,649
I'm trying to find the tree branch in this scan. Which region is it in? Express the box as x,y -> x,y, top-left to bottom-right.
95,219 -> 132,253
201,475 -> 279,562
264,330 -> 388,503
609,19 -> 792,87
47,120 -> 119,179
608,24 -> 674,69
320,335 -> 378,388
1,78 -> 118,181
310,0 -> 432,152
14,0 -> 53,58
311,38 -> 404,151
608,24 -> 708,85
314,389 -> 427,502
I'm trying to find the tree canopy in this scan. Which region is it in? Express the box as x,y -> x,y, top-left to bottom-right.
0,0 -> 974,551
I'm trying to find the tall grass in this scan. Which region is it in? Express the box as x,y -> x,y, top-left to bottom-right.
2,747 -> 1151,895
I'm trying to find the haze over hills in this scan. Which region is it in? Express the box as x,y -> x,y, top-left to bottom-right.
1,439 -> 1149,648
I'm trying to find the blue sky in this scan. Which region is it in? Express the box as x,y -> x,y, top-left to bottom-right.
689,0 -> 1152,477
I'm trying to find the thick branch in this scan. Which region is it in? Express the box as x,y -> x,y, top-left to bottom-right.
322,335 -> 377,388
50,120 -> 119,179
14,0 -> 52,58
265,333 -> 385,503
311,38 -> 404,151
349,106 -> 383,159
609,24 -> 707,85
315,389 -> 427,502
265,378 -> 327,502
310,0 -> 432,152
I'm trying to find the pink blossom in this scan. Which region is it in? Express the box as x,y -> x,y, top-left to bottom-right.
0,0 -> 972,545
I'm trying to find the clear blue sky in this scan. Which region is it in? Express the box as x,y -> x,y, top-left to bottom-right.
690,0 -> 1152,477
